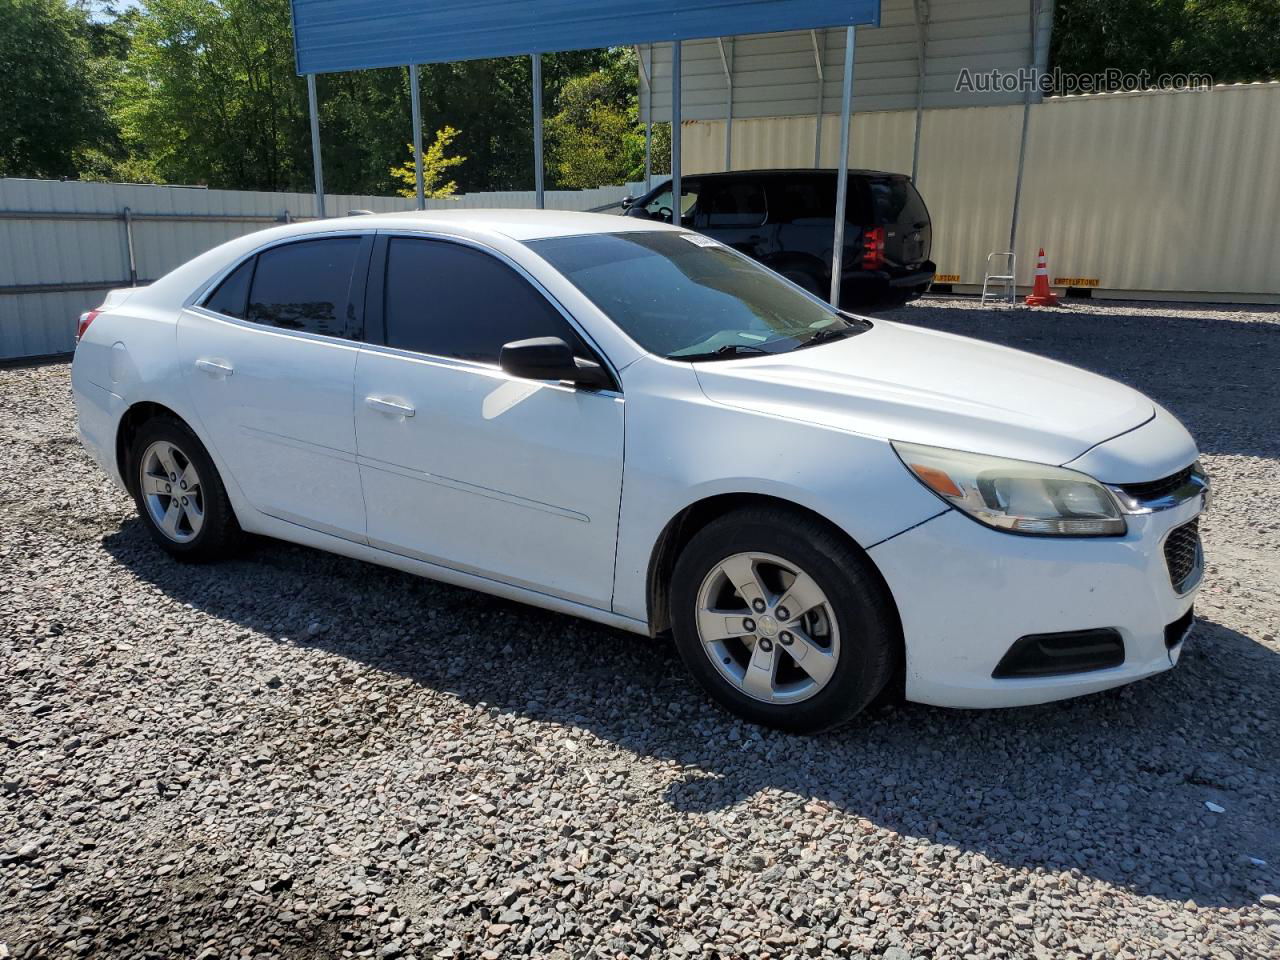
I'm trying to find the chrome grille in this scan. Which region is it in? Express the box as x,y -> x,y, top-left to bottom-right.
1119,465 -> 1194,501
1164,519 -> 1202,593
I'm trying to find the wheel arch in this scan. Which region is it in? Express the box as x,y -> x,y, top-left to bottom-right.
645,493 -> 904,677
114,401 -> 187,496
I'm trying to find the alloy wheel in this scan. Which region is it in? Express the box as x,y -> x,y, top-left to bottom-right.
694,551 -> 841,704
138,440 -> 205,543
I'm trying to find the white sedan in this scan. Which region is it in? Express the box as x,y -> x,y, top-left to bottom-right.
72,210 -> 1207,732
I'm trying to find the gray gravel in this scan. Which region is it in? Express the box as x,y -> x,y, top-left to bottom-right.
3,297 -> 1279,959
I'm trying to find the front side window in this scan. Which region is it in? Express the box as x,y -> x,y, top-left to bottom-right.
531,231 -> 868,361
246,237 -> 363,338
383,238 -> 584,364
642,180 -> 701,225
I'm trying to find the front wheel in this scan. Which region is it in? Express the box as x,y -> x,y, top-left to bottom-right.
670,508 -> 898,733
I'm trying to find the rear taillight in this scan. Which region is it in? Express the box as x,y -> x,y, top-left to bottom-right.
861,227 -> 886,270
76,309 -> 100,342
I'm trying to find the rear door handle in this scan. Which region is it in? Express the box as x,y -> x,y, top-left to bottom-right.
365,395 -> 415,418
195,358 -> 234,377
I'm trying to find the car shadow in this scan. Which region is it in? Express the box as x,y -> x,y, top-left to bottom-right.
102,518 -> 1279,909
880,300 -> 1280,462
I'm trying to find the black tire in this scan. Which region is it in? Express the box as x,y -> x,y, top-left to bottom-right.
128,416 -> 242,562
670,507 -> 898,733
780,269 -> 823,297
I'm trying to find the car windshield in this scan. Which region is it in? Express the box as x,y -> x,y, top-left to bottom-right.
529,231 -> 868,360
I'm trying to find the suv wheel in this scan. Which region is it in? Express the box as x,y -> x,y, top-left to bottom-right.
129,417 -> 241,562
670,507 -> 897,732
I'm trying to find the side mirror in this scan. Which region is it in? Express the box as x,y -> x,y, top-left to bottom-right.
620,195 -> 635,209
499,337 -> 613,390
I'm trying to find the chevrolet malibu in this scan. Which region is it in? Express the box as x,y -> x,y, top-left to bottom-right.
72,211 -> 1208,732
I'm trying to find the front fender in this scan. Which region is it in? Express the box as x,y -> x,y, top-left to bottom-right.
611,358 -> 946,622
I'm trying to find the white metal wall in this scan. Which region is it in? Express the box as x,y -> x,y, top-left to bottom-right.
0,179 -> 633,359
679,83 -> 1280,300
641,0 -> 1053,122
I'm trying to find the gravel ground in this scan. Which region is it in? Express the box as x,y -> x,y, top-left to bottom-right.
3,297 -> 1279,960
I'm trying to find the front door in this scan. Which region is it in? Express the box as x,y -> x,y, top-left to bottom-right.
354,235 -> 624,609
177,233 -> 372,540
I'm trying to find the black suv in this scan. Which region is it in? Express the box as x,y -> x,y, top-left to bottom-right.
622,169 -> 934,307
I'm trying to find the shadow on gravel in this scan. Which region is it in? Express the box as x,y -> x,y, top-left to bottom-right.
104,519 -> 1279,910
879,301 -> 1280,461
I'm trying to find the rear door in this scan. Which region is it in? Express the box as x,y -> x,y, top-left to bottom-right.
695,177 -> 771,260
177,233 -> 372,540
353,234 -> 624,609
867,175 -> 932,270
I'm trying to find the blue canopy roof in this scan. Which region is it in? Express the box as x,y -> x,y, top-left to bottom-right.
290,0 -> 881,75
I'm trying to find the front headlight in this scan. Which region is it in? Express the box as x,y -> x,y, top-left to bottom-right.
892,441 -> 1127,536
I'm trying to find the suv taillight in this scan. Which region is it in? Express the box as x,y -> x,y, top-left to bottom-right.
76,309 -> 100,342
861,227 -> 886,270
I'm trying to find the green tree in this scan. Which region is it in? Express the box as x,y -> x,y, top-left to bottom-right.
1051,0 -> 1280,91
390,125 -> 466,198
544,47 -> 671,188
0,0 -> 114,178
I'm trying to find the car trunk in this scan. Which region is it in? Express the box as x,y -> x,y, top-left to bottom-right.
866,175 -> 931,271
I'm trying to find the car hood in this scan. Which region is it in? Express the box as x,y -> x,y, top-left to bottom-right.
692,319 -> 1155,468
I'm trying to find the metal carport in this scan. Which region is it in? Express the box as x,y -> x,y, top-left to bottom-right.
288,0 -> 882,304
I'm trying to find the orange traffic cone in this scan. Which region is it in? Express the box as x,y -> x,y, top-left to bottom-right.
1024,248 -> 1059,307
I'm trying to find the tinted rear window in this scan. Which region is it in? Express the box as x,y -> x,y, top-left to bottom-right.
869,179 -> 929,227
247,237 -> 363,338
203,258 -> 254,318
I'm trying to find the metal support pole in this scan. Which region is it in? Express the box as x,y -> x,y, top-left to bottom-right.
122,206 -> 137,286
1008,0 -> 1041,253
811,30 -> 825,167
306,74 -> 326,219
532,54 -> 545,209
645,122 -> 652,190
911,0 -> 929,182
717,39 -> 733,171
671,40 -> 682,223
830,26 -> 856,306
637,45 -> 653,189
409,64 -> 425,210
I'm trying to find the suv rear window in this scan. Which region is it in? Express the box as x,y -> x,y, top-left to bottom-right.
869,178 -> 928,227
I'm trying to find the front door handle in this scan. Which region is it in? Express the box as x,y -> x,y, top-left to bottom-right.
365,395 -> 416,418
195,358 -> 234,377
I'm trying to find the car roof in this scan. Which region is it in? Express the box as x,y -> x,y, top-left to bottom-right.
662,168 -> 906,181
310,208 -> 681,242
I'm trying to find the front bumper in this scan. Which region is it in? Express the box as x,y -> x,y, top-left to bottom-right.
869,494 -> 1203,708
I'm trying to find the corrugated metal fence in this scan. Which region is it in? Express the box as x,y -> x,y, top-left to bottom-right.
0,179 -> 633,360
681,83 -> 1280,301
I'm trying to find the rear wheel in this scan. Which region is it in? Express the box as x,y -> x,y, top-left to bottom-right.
670,507 -> 897,733
129,417 -> 241,562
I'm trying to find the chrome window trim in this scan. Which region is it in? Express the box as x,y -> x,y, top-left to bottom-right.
182,304 -> 367,354
366,228 -> 624,395
186,228 -> 374,310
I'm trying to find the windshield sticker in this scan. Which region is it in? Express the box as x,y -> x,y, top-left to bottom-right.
680,233 -> 720,248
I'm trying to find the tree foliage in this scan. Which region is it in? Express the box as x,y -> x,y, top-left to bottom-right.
1051,0 -> 1280,90
0,0 -> 114,178
390,126 -> 466,198
7,1 -> 1275,191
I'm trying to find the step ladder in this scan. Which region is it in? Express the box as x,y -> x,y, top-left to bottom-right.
981,252 -> 1017,306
